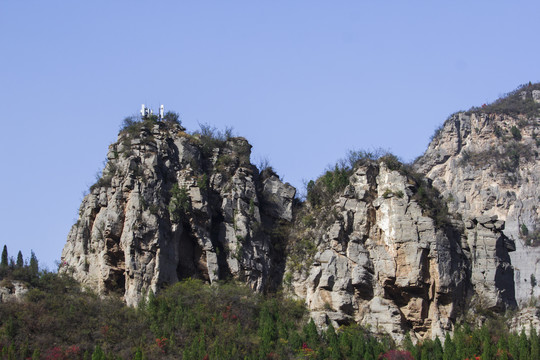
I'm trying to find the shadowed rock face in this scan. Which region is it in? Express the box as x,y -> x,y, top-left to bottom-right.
62,122 -> 295,306
286,163 -> 515,342
414,110 -> 539,305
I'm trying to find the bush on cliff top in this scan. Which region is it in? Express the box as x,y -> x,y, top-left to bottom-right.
467,82 -> 540,117
304,149 -> 451,228
120,111 -> 182,136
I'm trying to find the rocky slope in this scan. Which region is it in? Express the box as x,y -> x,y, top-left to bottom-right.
62,118 -> 295,306
414,85 -> 540,305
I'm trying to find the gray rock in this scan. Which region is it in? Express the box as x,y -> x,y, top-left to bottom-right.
414,111 -> 536,305
0,281 -> 28,303
62,124 -> 295,306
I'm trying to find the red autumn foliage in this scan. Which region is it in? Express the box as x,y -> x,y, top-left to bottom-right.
380,349 -> 414,360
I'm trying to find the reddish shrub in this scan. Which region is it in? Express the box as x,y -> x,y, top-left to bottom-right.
380,349 -> 415,360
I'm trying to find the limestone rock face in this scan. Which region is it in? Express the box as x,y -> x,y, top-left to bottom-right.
63,102 -> 530,341
415,110 -> 540,304
62,121 -> 295,306
510,307 -> 540,334
0,280 -> 28,303
287,163 -> 514,342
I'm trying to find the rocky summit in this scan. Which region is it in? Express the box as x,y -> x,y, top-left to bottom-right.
62,118 -> 295,307
62,84 -> 540,342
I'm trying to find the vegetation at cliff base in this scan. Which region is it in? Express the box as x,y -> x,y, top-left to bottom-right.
2,246 -> 540,359
1,247 -> 394,359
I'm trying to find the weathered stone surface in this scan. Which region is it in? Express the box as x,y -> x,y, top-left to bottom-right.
414,111 -> 540,304
63,105 -> 532,342
510,307 -> 540,334
0,280 -> 28,303
62,123 -> 295,306
533,90 -> 540,103
287,162 -> 513,342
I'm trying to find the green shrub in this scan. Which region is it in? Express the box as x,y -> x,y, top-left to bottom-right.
162,111 -> 181,126
467,82 -> 540,117
192,123 -> 235,158
168,184 -> 191,222
521,224 -> 529,237
460,141 -> 533,181
511,126 -> 522,141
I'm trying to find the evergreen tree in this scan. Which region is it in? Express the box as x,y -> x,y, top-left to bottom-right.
480,325 -> 496,360
518,328 -> 530,360
530,325 -> 540,360
403,333 -> 419,359
1,245 -> 7,268
16,251 -> 23,268
29,250 -> 38,276
443,332 -> 456,360
258,300 -> 278,358
91,345 -> 105,360
303,318 -> 319,349
508,332 -> 519,359
134,348 -> 143,360
325,323 -> 341,360
31,349 -> 40,360
433,337 -> 444,360
497,336 -> 509,360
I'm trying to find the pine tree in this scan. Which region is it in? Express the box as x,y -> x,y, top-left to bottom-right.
508,332 -> 519,359
31,349 -> 40,360
91,345 -> 105,360
433,337 -> 444,360
403,333 -> 419,359
29,250 -> 38,276
258,301 -> 278,358
134,348 -> 143,360
443,332 -> 456,360
518,328 -> 530,360
497,336 -> 509,360
303,318 -> 319,349
1,245 -> 7,268
16,251 -> 23,268
481,325 -> 496,360
325,323 -> 341,360
530,325 -> 540,360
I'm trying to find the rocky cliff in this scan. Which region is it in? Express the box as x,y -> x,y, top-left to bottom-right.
63,85 -> 540,343
286,160 -> 514,342
414,85 -> 540,305
62,118 -> 295,306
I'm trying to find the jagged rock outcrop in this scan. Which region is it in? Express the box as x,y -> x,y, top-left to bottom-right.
64,86 -> 539,343
286,162 -> 515,342
510,306 -> 540,334
62,120 -> 295,306
414,99 -> 540,304
0,280 -> 28,303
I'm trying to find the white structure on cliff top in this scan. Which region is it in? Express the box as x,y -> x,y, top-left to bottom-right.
140,104 -> 164,120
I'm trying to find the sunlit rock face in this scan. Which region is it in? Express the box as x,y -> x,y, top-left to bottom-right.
62,121 -> 295,306
287,162 -> 515,342
65,98 -> 539,342
415,110 -> 539,305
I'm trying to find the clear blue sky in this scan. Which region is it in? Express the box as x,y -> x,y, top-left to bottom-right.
1,1 -> 539,270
